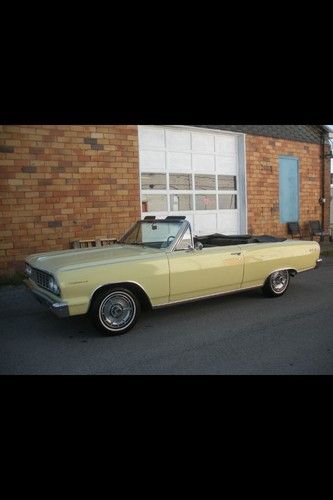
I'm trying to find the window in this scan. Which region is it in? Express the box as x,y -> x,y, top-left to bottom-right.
218,175 -> 237,191
170,194 -> 192,211
169,174 -> 192,190
141,173 -> 166,190
120,220 -> 183,250
195,194 -> 216,210
219,194 -> 237,209
141,194 -> 167,212
195,175 -> 216,190
141,166 -> 239,222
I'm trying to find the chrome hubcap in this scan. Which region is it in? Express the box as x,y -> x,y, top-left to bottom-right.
271,270 -> 289,293
99,292 -> 135,330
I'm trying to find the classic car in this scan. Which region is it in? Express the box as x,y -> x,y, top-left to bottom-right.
24,216 -> 322,335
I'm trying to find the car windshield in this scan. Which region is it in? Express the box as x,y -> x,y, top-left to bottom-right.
119,220 -> 183,249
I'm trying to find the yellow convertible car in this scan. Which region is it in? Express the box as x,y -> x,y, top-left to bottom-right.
24,216 -> 322,335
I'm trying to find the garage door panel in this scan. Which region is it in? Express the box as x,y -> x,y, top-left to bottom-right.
215,156 -> 238,175
215,135 -> 237,156
191,132 -> 215,153
167,152 -> 191,171
166,129 -> 191,151
139,127 -> 165,150
169,212 -> 194,228
184,213 -> 194,228
217,211 -> 239,235
192,154 -> 215,173
143,212 -> 170,222
140,150 -> 166,172
139,126 -> 245,236
194,213 -> 218,235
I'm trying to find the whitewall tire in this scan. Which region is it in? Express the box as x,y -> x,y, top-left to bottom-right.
262,270 -> 290,297
91,287 -> 141,335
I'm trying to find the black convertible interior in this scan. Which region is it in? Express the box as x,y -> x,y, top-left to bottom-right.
142,216 -> 286,249
194,233 -> 286,248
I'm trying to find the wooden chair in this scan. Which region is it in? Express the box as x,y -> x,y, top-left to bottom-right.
71,238 -> 117,248
72,239 -> 97,248
308,220 -> 329,242
287,222 -> 302,239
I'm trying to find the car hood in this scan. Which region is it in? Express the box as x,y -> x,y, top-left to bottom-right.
26,244 -> 163,274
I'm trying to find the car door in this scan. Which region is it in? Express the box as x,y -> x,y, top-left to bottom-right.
167,229 -> 244,302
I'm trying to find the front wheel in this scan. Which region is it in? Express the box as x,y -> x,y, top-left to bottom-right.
90,287 -> 141,335
262,270 -> 290,297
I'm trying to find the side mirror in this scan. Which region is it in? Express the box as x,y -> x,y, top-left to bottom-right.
185,244 -> 195,252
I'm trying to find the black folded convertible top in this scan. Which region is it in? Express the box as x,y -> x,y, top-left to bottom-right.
195,233 -> 252,241
249,235 -> 286,243
194,233 -> 287,246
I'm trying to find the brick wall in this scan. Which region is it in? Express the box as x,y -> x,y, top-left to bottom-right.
1,126 -> 330,277
246,134 -> 330,237
0,125 -> 140,276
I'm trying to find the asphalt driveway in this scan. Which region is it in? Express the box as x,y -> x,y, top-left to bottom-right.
1,257 -> 333,374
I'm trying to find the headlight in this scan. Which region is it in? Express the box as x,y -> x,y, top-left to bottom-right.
48,276 -> 60,295
25,264 -> 32,277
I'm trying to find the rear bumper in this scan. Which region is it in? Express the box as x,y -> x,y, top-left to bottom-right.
24,279 -> 69,318
315,258 -> 323,269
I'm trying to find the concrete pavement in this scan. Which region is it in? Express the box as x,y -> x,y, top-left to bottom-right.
0,257 -> 333,374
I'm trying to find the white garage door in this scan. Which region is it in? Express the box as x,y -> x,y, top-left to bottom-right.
138,126 -> 246,235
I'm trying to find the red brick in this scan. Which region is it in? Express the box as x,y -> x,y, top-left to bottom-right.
2,125 -> 328,276
0,125 -> 140,274
246,134 -> 325,238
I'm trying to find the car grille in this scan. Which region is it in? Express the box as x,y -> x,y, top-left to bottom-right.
31,268 -> 51,291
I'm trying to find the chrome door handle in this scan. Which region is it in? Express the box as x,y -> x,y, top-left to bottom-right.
230,252 -> 241,256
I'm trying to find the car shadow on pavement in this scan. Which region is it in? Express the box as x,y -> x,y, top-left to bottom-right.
17,286 -> 264,340
0,284 -> 276,343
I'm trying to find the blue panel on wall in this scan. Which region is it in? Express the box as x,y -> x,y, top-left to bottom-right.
279,157 -> 299,223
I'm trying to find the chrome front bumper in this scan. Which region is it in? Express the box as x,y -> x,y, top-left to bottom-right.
315,258 -> 323,269
24,279 -> 69,318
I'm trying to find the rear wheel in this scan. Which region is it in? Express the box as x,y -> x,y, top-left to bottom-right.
90,287 -> 141,335
262,270 -> 290,297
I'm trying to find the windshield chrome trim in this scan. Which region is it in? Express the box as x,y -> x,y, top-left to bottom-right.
167,220 -> 193,252
118,219 -> 191,252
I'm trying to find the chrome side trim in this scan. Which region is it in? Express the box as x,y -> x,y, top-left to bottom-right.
24,279 -> 69,318
153,263 -> 315,309
153,284 -> 263,309
265,264 -> 317,277
89,280 -> 154,308
264,266 -> 297,278
297,266 -> 317,273
261,264 -> 320,281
